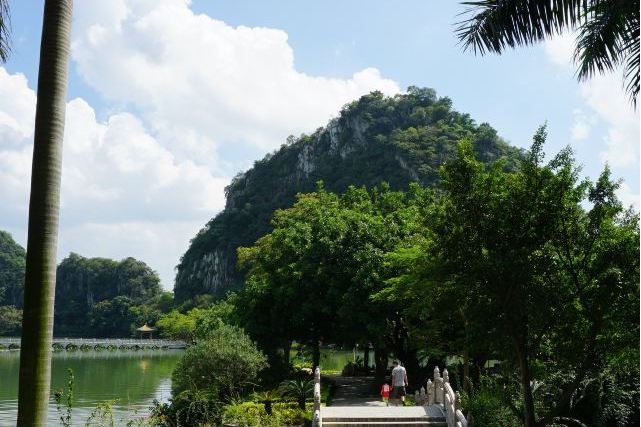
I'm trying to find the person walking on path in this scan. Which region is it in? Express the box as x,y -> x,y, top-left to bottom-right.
380,382 -> 391,406
390,360 -> 408,406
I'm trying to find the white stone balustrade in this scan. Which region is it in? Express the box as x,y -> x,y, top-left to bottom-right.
415,366 -> 470,427
312,366 -> 322,427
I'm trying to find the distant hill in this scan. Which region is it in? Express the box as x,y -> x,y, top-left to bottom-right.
174,87 -> 523,303
54,253 -> 163,336
0,231 -> 26,308
0,231 -> 165,337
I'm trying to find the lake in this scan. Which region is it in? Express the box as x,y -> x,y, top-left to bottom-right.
0,348 -> 182,426
0,345 -> 364,426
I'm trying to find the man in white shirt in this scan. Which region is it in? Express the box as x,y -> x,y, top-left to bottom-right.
390,360 -> 408,406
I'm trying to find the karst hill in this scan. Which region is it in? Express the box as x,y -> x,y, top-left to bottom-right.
174,87 -> 522,303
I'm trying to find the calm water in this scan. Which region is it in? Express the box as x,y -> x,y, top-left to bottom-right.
0,348 -> 182,426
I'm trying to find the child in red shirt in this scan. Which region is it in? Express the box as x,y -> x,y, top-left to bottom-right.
380,383 -> 391,406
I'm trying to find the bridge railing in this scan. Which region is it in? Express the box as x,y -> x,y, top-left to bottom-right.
0,337 -> 186,349
312,366 -> 321,427
415,366 -> 471,427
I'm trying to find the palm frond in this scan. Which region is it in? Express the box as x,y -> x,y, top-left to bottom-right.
456,0 -> 587,54
575,1 -> 628,77
575,0 -> 640,105
0,0 -> 10,62
622,11 -> 640,106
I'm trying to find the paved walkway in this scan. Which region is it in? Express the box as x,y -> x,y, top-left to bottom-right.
323,405 -> 445,418
330,376 -> 386,407
322,376 -> 446,425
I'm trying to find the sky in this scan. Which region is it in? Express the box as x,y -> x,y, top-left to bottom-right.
1,0 -> 638,290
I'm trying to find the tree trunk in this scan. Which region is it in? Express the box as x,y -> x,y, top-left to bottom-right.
363,344 -> 370,373
283,339 -> 292,367
514,335 -> 536,427
17,1 -> 72,426
461,308 -> 471,393
374,347 -> 388,383
463,347 -> 470,392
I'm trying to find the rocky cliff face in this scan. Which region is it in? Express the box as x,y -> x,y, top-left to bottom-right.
173,88 -> 522,303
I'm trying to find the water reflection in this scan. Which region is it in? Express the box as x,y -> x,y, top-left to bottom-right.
0,349 -> 182,426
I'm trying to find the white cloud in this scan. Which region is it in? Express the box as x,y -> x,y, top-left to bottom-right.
544,34 -> 639,210
616,182 -> 640,210
0,68 -> 228,288
543,33 -> 575,70
71,0 -> 400,162
570,109 -> 591,141
2,1 -> 402,289
577,73 -> 639,168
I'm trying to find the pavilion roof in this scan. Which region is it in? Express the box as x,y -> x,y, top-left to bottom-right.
136,324 -> 156,332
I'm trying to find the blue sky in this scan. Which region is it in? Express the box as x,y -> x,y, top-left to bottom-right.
1,0 -> 638,289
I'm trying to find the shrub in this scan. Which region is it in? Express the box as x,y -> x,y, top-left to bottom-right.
150,391 -> 220,426
221,401 -> 309,427
460,376 -> 520,427
172,323 -> 268,400
279,379 -> 314,410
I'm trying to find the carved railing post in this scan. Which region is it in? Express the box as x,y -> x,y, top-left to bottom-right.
416,366 -> 469,427
426,379 -> 434,404
434,366 -> 443,404
312,366 -> 322,427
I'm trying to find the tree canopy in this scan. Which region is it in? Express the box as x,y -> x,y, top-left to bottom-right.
232,126 -> 639,426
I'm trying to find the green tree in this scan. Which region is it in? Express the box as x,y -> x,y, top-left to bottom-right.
0,230 -> 26,307
156,309 -> 200,342
89,296 -> 136,338
17,1 -> 73,425
0,305 -> 22,335
237,183 -> 430,379
54,253 -> 162,336
457,0 -> 640,105
237,188 -> 344,368
172,323 -> 268,400
400,129 -> 639,426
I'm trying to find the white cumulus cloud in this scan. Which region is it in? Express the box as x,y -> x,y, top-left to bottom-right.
0,67 -> 228,288
71,0 -> 400,163
543,33 -> 639,209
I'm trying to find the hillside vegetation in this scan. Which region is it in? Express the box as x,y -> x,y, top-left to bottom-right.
0,233 -> 170,337
174,87 -> 522,303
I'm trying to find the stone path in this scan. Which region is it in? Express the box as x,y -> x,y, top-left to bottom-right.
322,376 -> 447,426
330,376 -> 386,407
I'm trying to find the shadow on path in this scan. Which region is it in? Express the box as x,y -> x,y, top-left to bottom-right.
329,375 -> 386,407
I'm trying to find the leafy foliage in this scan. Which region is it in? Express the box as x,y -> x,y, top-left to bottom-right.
231,126 -> 638,425
279,378 -> 314,410
382,128 -> 639,426
54,253 -> 164,336
0,304 -> 22,335
221,401 -> 309,427
0,230 -> 25,308
0,234 -> 168,337
171,323 -> 268,400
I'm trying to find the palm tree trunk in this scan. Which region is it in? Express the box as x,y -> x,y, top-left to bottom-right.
17,1 -> 72,426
